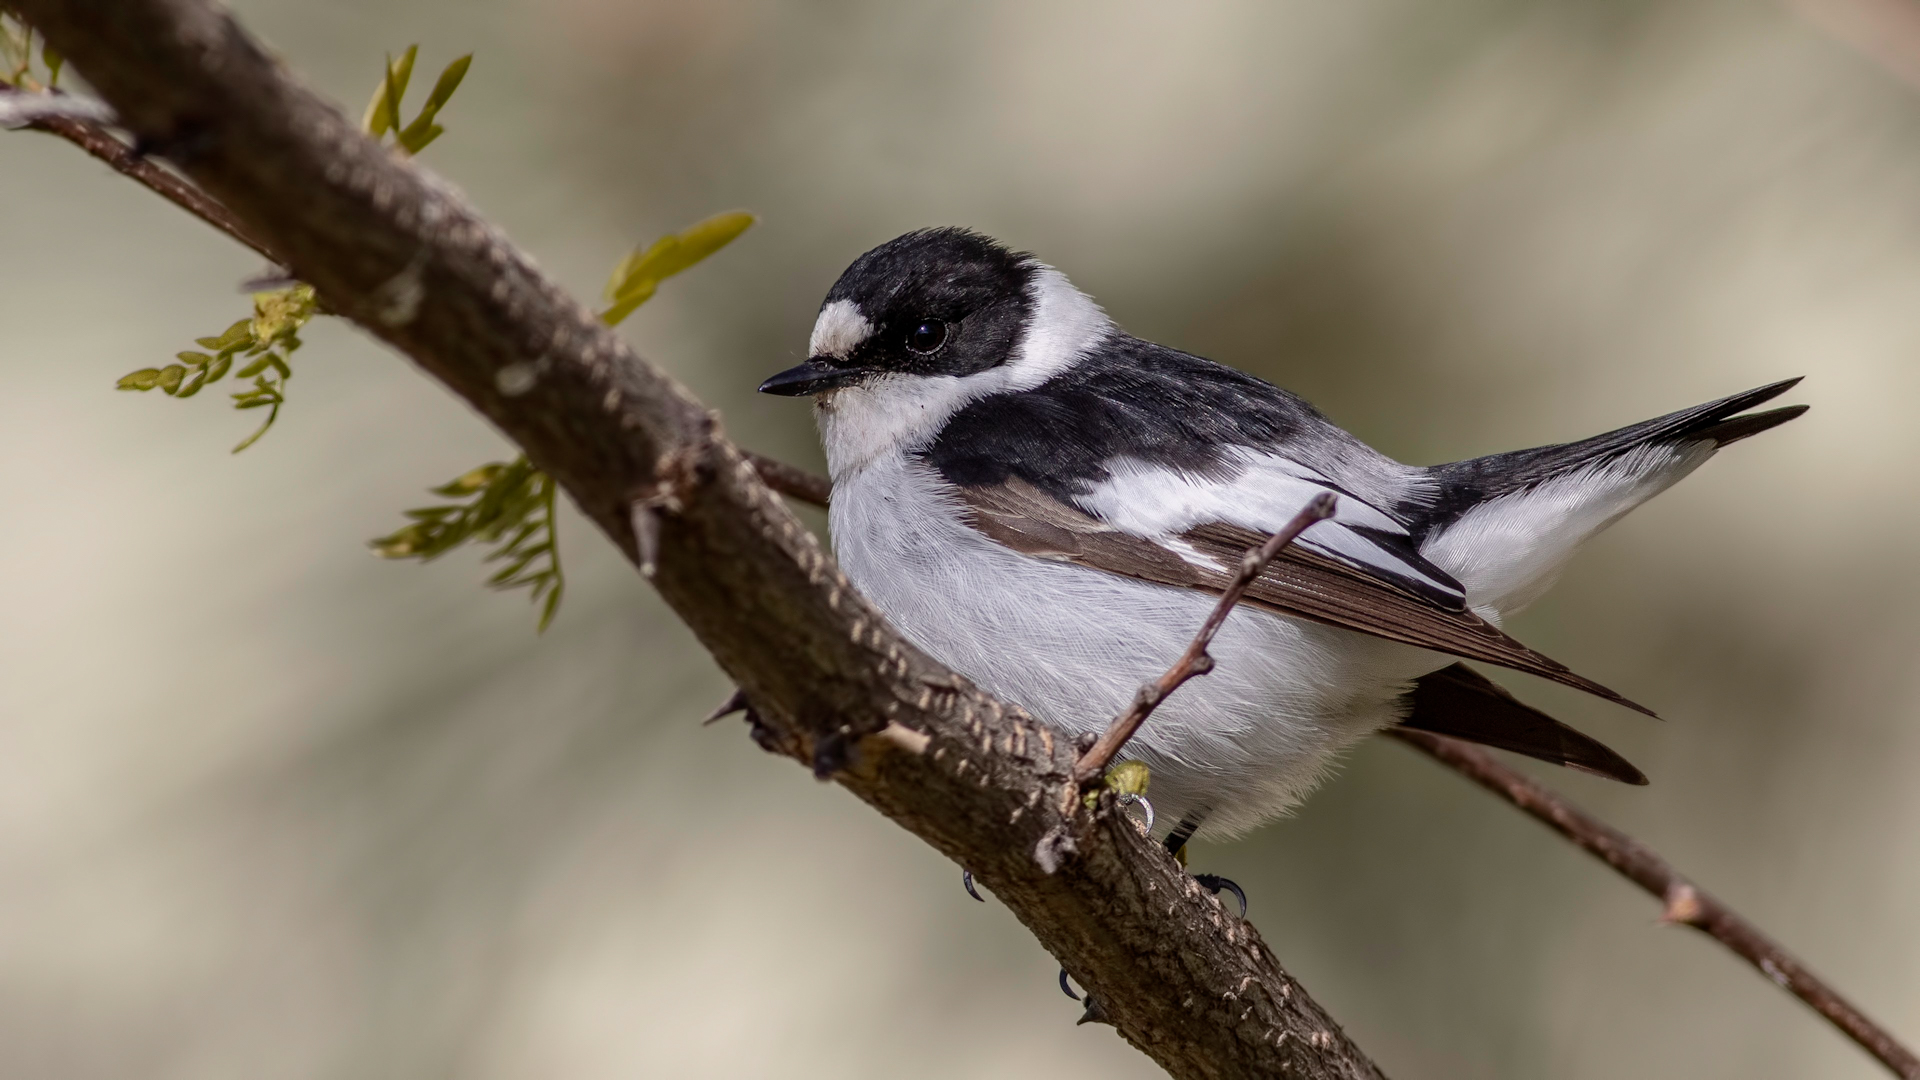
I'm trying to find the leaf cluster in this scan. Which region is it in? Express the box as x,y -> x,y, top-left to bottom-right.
361,44 -> 470,155
368,456 -> 565,631
116,284 -> 316,452
1,11 -> 62,89
367,211 -> 756,629
86,39 -> 752,632
110,48 -> 470,452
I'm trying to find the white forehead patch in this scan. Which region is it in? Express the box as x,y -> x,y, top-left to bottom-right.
809,299 -> 874,359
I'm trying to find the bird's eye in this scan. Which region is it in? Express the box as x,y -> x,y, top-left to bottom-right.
905,319 -> 948,354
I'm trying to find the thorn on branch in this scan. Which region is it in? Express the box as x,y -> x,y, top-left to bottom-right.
703,686 -> 749,725
1071,493 -> 1337,786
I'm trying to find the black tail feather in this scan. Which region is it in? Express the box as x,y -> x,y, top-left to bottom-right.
1397,663 -> 1647,785
1695,404 -> 1809,447
1417,378 -> 1806,536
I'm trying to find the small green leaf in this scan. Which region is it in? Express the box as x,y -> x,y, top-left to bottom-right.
419,54 -> 472,116
206,354 -> 232,383
433,464 -> 504,496
398,124 -> 444,154
665,210 -> 757,273
235,356 -> 271,379
175,370 -> 208,399
176,351 -> 214,366
396,54 -> 469,152
42,41 -> 62,87
372,455 -> 567,631
266,354 -> 293,380
601,211 -> 754,325
157,364 -> 186,394
231,402 -> 280,453
196,319 -> 252,351
118,368 -> 164,391
599,281 -> 656,327
364,45 -> 419,137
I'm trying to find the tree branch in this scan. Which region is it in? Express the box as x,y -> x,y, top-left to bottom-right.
1390,728 -> 1920,1080
7,1 -> 1384,1076
16,8 -> 1911,1073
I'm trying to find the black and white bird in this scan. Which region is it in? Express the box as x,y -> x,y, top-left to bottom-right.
760,228 -> 1806,843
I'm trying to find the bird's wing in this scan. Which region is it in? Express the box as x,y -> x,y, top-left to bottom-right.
1071,449 -> 1473,610
955,475 -> 1655,716
1397,663 -> 1646,783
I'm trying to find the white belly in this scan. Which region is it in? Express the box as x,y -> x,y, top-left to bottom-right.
829,453 -> 1447,838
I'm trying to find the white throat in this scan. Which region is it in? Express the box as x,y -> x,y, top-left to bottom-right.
811,264 -> 1112,479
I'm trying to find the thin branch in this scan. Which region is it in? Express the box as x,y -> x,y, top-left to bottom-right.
11,3 -> 1386,1076
1391,727 -> 1920,1080
2,81 -> 275,262
1073,493 -> 1337,785
744,449 -> 832,506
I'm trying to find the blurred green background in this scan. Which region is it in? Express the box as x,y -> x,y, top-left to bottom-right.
4,0 -> 1918,1076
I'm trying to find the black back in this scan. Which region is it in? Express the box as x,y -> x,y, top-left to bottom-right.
921,335 -> 1376,503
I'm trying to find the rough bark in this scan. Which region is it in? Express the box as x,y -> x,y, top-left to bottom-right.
9,1 -> 1386,1075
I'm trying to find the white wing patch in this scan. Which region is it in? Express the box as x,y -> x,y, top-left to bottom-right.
1421,441 -> 1713,619
1071,450 -> 1465,606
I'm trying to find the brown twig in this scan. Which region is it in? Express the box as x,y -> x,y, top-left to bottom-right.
743,450 -> 832,506
2,82 -> 275,262
1390,727 -> 1920,1080
1072,493 -> 1338,785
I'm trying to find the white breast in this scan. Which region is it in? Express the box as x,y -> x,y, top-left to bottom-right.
829,451 -> 1449,838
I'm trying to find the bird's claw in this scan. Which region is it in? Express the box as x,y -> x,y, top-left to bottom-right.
1194,872 -> 1248,918
962,868 -> 985,902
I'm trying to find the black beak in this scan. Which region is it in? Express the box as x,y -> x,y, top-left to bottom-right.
757,357 -> 868,397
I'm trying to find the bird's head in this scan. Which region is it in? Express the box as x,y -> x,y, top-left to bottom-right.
761,228 -> 1112,476
759,227 -> 1046,397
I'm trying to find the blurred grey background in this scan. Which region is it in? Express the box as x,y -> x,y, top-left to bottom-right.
3,0 -> 1919,1076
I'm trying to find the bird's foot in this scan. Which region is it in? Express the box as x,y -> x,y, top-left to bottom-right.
1163,815 -> 1246,916
1193,872 -> 1248,918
